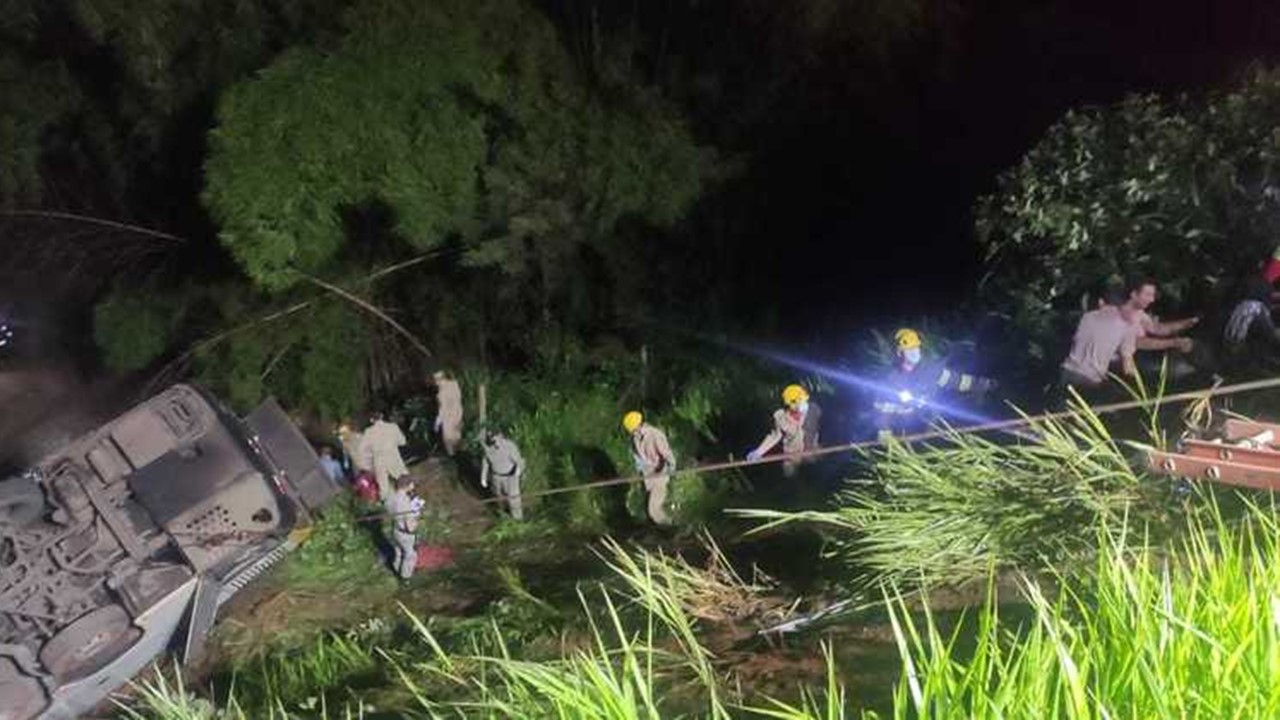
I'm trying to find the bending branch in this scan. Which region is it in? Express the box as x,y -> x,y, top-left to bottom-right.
0,210 -> 187,244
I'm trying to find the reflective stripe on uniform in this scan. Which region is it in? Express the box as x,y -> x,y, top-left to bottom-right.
936,368 -> 951,388
958,374 -> 973,392
874,401 -> 916,415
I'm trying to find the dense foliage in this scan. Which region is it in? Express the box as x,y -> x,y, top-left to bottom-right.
204,0 -> 712,297
977,68 -> 1280,360
0,0 -> 355,213
388,343 -> 777,529
82,0 -> 718,418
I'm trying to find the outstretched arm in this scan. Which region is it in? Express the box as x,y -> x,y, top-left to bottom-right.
934,367 -> 996,394
1146,316 -> 1198,337
1136,335 -> 1193,352
748,428 -> 782,460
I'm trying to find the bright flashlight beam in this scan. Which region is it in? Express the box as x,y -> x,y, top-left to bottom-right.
641,320 -> 1035,443
719,340 -> 1036,442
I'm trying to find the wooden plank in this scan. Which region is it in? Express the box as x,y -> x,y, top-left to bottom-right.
1148,450 -> 1280,491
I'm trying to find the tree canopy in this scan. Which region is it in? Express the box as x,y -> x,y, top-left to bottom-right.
204,0 -> 712,296
90,0 -> 715,418
976,68 -> 1280,358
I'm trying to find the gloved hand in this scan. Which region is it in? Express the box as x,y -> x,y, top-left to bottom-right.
746,448 -> 763,461
480,475 -> 489,489
409,496 -> 425,513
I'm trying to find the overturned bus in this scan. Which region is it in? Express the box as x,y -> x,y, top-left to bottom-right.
0,384 -> 340,719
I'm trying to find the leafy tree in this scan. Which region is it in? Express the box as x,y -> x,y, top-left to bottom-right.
0,2 -> 79,208
976,68 -> 1280,359
92,287 -> 181,371
0,0 -> 355,218
0,56 -> 78,207
204,0 -> 714,316
139,0 -> 717,416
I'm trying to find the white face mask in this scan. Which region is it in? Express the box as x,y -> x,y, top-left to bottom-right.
902,348 -> 922,366
795,400 -> 809,414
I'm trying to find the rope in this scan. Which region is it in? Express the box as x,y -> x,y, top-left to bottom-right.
356,374 -> 1280,522
160,375 -> 1280,546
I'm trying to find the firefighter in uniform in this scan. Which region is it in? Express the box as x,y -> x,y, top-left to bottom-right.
873,328 -> 996,439
747,384 -> 822,477
624,412 -> 677,525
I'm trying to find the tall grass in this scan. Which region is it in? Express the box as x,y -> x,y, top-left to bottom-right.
396,535 -> 743,718
122,534 -> 817,718
123,492 -> 1280,719
740,399 -> 1164,587
115,666 -> 227,720
225,630 -> 385,715
884,494 -> 1280,717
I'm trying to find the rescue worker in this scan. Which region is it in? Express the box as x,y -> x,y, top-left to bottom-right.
480,429 -> 525,520
623,411 -> 676,525
432,370 -> 464,456
359,410 -> 409,502
873,328 -> 995,439
386,474 -> 423,581
338,422 -> 367,475
747,384 -> 821,477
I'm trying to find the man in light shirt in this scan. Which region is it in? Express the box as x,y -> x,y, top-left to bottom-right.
432,370 -> 464,456
480,429 -> 525,521
386,474 -> 423,581
1121,277 -> 1201,380
1061,285 -> 1138,391
359,409 -> 409,501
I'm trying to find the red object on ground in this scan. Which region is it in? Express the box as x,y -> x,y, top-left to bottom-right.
352,470 -> 380,504
1264,257 -> 1280,285
415,544 -> 455,571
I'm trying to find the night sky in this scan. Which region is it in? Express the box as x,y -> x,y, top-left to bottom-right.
6,0 -> 1280,351
685,0 -> 1280,339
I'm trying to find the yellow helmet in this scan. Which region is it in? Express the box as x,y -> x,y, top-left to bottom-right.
781,384 -> 809,407
622,411 -> 644,433
894,328 -> 922,351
